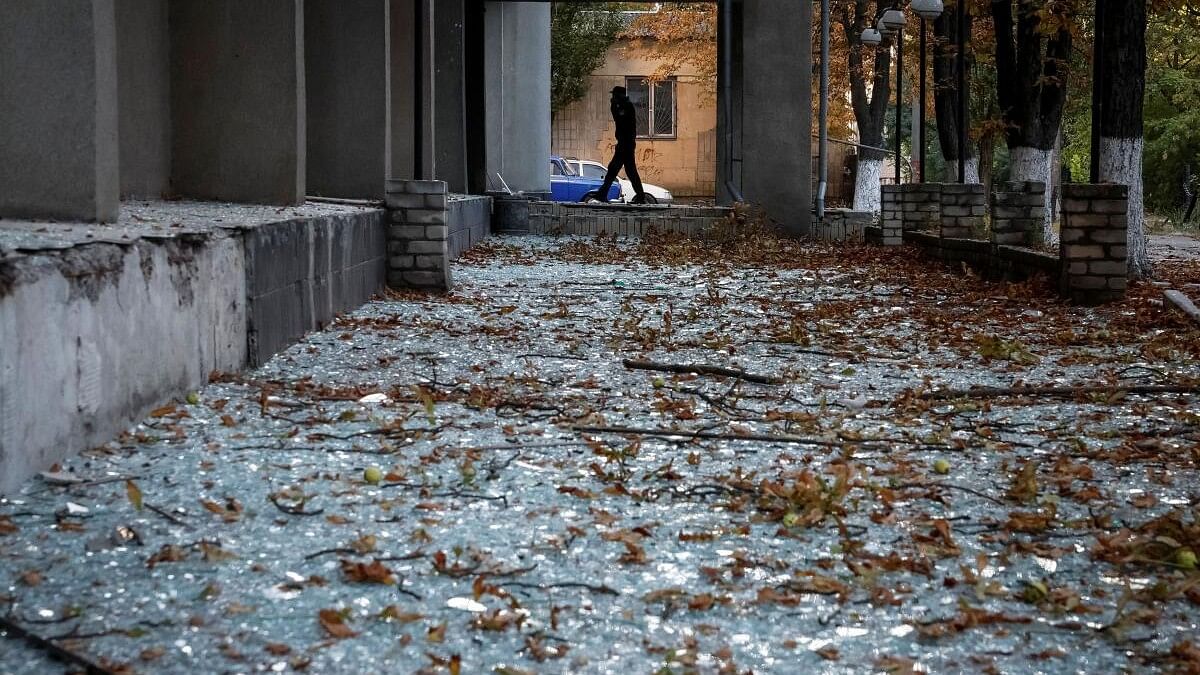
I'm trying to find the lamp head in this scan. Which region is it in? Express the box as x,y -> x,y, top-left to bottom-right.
881,8 -> 907,31
910,0 -> 944,21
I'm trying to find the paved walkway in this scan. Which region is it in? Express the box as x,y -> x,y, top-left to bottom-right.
1,235 -> 1198,673
1151,233 -> 1200,264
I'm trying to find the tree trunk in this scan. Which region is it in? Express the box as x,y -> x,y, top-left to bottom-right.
945,158 -> 980,184
978,134 -> 995,196
1098,0 -> 1150,278
991,0 -> 1071,242
840,0 -> 891,213
932,4 -> 974,175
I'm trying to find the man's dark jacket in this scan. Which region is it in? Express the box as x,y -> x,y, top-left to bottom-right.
612,97 -> 637,144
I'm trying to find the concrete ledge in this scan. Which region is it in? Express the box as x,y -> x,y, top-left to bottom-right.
528,201 -> 733,238
813,208 -> 871,242
902,229 -> 1061,283
447,195 -> 492,260
0,200 -> 386,494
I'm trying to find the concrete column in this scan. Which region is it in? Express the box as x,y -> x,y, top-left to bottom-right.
116,0 -> 171,200
484,2 -> 551,197
306,0 -> 391,199
169,0 -> 305,205
390,0 -> 436,182
434,0 -> 468,193
737,0 -> 813,236
0,0 -> 119,222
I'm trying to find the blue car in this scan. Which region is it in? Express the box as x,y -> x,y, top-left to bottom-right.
549,156 -> 621,202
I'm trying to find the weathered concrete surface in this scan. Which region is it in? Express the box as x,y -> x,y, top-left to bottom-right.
115,0 -> 171,200
0,234 -> 245,497
305,0 -> 391,200
0,0 -> 119,222
169,0 -> 306,205
0,201 -> 386,495
484,1 -> 552,196
738,0 -> 813,235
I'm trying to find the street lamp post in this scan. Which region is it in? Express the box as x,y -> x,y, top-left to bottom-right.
955,0 -> 967,183
879,8 -> 906,184
910,0 -> 944,184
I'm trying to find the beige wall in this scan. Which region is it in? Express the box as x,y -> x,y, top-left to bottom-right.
552,40 -> 716,198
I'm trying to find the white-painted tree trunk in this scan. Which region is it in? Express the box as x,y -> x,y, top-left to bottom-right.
1009,147 -> 1055,243
854,159 -> 883,214
1100,136 -> 1149,278
944,157 -> 980,185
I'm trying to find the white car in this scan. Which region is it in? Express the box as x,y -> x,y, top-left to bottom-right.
566,159 -> 673,205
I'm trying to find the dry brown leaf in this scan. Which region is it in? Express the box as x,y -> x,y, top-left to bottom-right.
340,558 -> 396,585
318,608 -> 357,639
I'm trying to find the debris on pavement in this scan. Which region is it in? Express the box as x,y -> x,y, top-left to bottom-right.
1,232 -> 1198,673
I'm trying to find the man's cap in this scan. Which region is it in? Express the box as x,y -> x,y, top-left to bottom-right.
611,86 -> 626,96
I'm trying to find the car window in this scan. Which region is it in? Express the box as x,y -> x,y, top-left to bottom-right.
581,163 -> 607,179
550,160 -> 563,176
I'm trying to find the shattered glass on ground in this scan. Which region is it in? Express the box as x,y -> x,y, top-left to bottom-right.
2,234 -> 1199,674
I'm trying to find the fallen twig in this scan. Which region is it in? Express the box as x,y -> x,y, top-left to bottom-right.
920,384 -> 1200,400
894,481 -> 1007,505
622,359 -> 784,385
304,547 -> 356,561
0,615 -> 116,675
573,424 -> 868,448
145,503 -> 190,528
500,581 -> 619,595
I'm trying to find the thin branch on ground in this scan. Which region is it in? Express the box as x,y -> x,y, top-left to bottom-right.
622,359 -> 785,385
573,424 -> 875,448
499,581 -> 619,595
921,384 -> 1200,400
0,615 -> 116,675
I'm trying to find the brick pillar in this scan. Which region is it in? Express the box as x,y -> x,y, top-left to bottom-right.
990,181 -> 1046,247
880,185 -> 903,246
1059,183 -> 1128,304
385,179 -> 451,291
939,184 -> 986,238
901,183 -> 941,231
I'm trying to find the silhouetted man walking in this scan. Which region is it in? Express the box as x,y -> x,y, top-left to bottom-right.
597,86 -> 646,204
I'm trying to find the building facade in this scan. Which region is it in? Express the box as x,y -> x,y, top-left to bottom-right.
552,39 -> 718,199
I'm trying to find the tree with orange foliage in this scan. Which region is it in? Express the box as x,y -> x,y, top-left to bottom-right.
834,0 -> 896,213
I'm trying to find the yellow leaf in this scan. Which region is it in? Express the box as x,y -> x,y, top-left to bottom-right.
126,479 -> 143,511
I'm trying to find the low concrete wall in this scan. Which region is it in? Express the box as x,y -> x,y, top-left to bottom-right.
903,229 -> 1060,282
528,202 -> 732,238
447,195 -> 491,260
243,210 -> 387,365
813,208 -> 872,242
0,202 -> 386,494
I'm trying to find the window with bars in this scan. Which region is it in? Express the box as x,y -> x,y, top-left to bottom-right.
625,76 -> 676,139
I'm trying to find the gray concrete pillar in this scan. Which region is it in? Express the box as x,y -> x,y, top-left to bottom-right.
434,0 -> 468,193
484,2 -> 551,196
731,0 -> 813,236
116,0 -> 171,200
390,0 -> 436,182
306,0 -> 391,200
0,0 -> 119,222
169,0 -> 306,205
